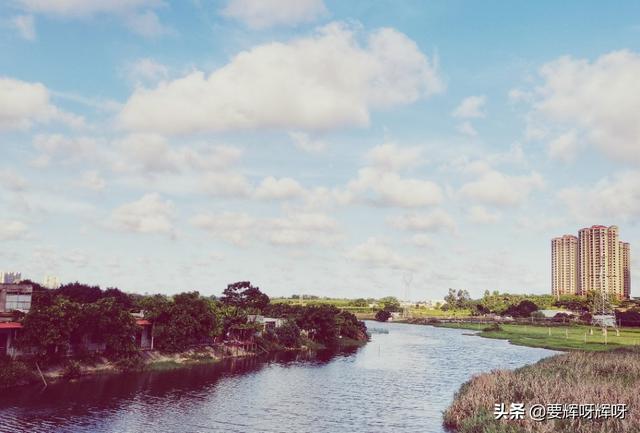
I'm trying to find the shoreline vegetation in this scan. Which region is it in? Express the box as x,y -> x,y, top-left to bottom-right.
443,347 -> 640,433
1,281 -> 368,390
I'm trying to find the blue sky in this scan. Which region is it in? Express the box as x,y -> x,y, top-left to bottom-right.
1,0 -> 638,299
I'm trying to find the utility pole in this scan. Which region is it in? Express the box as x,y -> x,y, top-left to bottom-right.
402,272 -> 413,319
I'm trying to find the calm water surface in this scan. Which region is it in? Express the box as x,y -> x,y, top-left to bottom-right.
0,322 -> 557,433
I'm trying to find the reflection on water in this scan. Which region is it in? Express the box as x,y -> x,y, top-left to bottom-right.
0,322 -> 557,433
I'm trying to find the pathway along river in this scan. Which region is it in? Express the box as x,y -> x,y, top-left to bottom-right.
0,322 -> 557,433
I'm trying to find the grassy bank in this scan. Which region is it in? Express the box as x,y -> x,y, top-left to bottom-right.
443,348 -> 640,433
434,322 -> 640,352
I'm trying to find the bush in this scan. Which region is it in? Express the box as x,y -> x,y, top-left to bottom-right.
0,357 -> 38,388
482,323 -> 503,332
62,360 -> 82,380
113,352 -> 145,372
375,310 -> 391,322
275,321 -> 302,348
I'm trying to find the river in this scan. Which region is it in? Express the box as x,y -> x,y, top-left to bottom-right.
0,322 -> 557,433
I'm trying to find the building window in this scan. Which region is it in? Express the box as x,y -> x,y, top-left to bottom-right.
5,293 -> 31,312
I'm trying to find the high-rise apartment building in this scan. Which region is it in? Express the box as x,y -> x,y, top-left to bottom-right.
551,235 -> 578,299
621,242 -> 631,300
0,272 -> 21,284
42,275 -> 61,289
552,225 -> 631,300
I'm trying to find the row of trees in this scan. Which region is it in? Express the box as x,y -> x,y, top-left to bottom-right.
14,280 -> 368,365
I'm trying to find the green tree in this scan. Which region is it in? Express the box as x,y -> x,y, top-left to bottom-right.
220,281 -> 270,312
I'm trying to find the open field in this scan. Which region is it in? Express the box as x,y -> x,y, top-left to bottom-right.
444,347 -> 640,433
435,322 -> 640,351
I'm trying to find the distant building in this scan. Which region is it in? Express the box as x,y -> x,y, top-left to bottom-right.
551,235 -> 578,298
43,275 -> 61,289
0,283 -> 33,314
0,272 -> 21,284
551,226 -> 631,300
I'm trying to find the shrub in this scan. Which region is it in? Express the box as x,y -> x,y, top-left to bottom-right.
62,360 -> 82,380
375,310 -> 391,322
482,323 -> 503,332
0,357 -> 38,388
275,321 -> 302,348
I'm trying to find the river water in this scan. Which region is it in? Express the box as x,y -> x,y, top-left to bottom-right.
0,322 -> 557,433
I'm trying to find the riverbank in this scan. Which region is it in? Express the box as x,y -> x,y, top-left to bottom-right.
0,337 -> 367,389
432,322 -> 640,352
443,347 -> 640,433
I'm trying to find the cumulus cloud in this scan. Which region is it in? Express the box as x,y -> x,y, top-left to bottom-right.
190,212 -> 256,246
16,0 -> 170,37
126,58 -> 168,84
221,0 -> 327,29
264,212 -> 339,246
467,205 -> 501,224
0,77 -> 83,130
457,121 -> 477,137
191,211 -> 338,247
0,220 -> 28,240
288,131 -> 327,153
365,142 -> 423,172
547,130 -> 581,162
558,170 -> 640,222
346,168 -> 442,208
32,134 -> 100,166
109,193 -> 175,235
452,95 -> 486,118
202,172 -> 253,198
11,15 -> 36,40
389,209 -> 455,232
525,50 -> 640,164
346,237 -> 417,270
459,169 -> 544,207
410,234 -> 433,248
0,169 -> 28,191
254,176 -> 306,200
79,170 -> 106,191
119,22 -> 443,134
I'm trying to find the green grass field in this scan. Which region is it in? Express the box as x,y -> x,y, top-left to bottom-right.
437,322 -> 640,351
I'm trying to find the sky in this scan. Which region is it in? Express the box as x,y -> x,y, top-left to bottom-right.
1,0 -> 639,300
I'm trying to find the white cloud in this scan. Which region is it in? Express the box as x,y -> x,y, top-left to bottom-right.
459,169 -> 544,207
265,212 -> 339,246
346,168 -> 442,208
254,176 -> 305,200
18,0 -> 162,17
11,15 -> 36,40
0,220 -> 28,240
457,121 -> 477,137
411,234 -> 433,248
125,10 -> 172,37
365,142 -> 423,172
288,131 -> 327,153
0,77 -> 83,130
547,130 -> 581,162
467,205 -> 501,224
79,170 -> 106,191
0,169 -> 28,191
221,0 -> 327,29
389,209 -> 455,232
346,237 -> 417,270
32,134 -> 100,166
191,212 -> 255,246
127,58 -> 168,84
558,170 -> 640,222
528,50 -> 640,164
452,95 -> 486,118
202,172 -> 252,198
109,193 -> 174,235
119,22 -> 443,134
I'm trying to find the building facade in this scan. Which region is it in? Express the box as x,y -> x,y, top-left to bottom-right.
43,275 -> 61,289
0,283 -> 33,314
551,235 -> 578,298
552,225 -> 631,300
0,272 -> 21,284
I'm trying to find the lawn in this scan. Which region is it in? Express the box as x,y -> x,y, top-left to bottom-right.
436,322 -> 640,351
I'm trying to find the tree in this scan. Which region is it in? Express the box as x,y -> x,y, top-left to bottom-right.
220,281 -> 270,312
379,296 -> 401,312
375,310 -> 392,322
56,282 -> 103,304
274,320 -> 302,347
143,292 -> 220,352
503,300 -> 538,318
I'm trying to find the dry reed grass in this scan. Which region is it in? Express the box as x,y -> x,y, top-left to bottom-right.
443,347 -> 640,433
